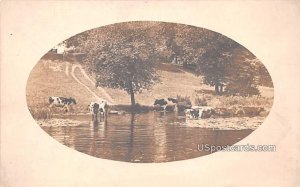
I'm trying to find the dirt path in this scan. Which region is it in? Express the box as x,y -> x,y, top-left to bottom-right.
77,65 -> 115,103
65,62 -> 69,76
71,64 -> 115,104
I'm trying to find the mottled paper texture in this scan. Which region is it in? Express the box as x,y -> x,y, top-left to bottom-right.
1,1 -> 300,187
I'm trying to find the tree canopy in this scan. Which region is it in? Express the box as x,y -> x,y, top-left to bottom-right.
64,21 -> 272,99
66,22 -> 160,106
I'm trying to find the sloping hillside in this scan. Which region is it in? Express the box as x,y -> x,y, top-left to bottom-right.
27,60 -> 208,107
26,59 -> 273,112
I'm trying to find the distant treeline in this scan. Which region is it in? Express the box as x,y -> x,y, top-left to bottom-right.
58,21 -> 273,99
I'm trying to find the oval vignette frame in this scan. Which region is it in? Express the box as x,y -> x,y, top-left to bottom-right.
26,21 -> 274,163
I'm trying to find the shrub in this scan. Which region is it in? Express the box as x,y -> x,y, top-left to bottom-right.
225,82 -> 260,96
176,95 -> 192,112
29,107 -> 52,121
194,96 -> 208,106
194,93 -> 273,109
176,95 -> 192,106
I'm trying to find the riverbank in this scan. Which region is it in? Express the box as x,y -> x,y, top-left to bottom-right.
37,118 -> 85,127
183,116 -> 266,130
36,115 -> 266,130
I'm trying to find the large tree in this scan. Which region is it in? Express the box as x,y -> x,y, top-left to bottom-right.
68,22 -> 160,106
224,48 -> 261,96
94,51 -> 159,106
196,48 -> 232,94
197,43 -> 261,96
159,23 -> 207,67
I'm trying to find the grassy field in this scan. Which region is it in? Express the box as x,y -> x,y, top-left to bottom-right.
26,60 -> 91,112
26,59 -> 274,116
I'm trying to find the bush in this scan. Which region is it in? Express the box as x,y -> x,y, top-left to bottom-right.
225,82 -> 260,96
176,95 -> 192,112
176,95 -> 192,105
194,93 -> 273,109
194,97 -> 208,106
29,107 -> 52,121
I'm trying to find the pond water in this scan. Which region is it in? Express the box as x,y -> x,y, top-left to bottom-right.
41,112 -> 253,163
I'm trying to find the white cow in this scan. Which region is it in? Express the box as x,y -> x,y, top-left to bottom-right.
88,101 -> 108,122
153,98 -> 178,111
185,106 -> 213,119
49,96 -> 76,112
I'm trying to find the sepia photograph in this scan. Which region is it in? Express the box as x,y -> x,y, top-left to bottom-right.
2,1 -> 300,187
26,21 -> 274,163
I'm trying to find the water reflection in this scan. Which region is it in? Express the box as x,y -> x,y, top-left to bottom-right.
153,114 -> 167,162
88,120 -> 107,156
41,112 -> 253,162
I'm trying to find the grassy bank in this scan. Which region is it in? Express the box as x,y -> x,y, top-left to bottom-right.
27,59 -> 273,119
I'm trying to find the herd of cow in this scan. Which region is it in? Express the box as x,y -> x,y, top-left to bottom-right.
153,98 -> 214,119
48,96 -> 214,122
48,96 -> 108,122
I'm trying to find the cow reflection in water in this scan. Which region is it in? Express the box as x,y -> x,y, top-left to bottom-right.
88,118 -> 108,156
91,120 -> 107,136
88,101 -> 109,156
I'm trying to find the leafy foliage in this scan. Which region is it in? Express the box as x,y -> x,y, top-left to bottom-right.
64,21 -> 272,100
67,23 -> 160,105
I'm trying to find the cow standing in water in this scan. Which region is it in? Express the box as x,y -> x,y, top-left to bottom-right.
185,106 -> 213,119
154,98 -> 178,112
49,96 -> 77,112
89,101 -> 108,122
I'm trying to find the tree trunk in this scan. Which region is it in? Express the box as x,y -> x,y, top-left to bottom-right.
220,84 -> 224,95
215,84 -> 220,95
183,60 -> 187,68
129,81 -> 136,106
130,90 -> 135,106
215,82 -> 224,95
